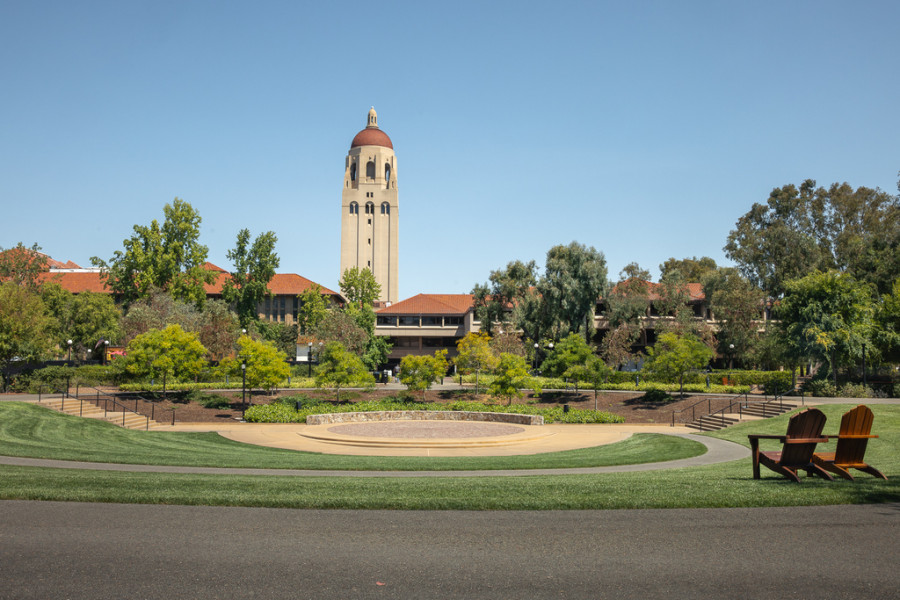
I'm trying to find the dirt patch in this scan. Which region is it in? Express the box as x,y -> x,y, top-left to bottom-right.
107,387 -> 745,426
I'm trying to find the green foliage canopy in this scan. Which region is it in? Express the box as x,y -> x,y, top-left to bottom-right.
399,350 -> 448,399
123,324 -> 207,389
222,229 -> 280,326
92,198 -> 214,307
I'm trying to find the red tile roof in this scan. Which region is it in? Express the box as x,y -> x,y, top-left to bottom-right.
38,271 -> 107,293
608,279 -> 705,302
377,294 -> 474,315
38,267 -> 340,299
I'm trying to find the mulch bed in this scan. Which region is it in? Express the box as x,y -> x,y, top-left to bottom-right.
109,387 -> 746,426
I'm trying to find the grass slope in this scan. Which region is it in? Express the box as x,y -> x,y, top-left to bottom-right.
0,402 -> 897,510
0,402 -> 701,471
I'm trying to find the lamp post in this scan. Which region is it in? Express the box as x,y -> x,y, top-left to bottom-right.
533,343 -> 539,371
103,340 -> 109,365
728,343 -> 735,371
308,342 -> 313,377
241,362 -> 247,411
66,339 -> 72,362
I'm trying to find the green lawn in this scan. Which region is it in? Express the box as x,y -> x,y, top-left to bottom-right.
0,402 -> 897,510
0,402 -> 701,471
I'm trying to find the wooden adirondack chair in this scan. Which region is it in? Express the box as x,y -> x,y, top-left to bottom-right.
748,408 -> 833,483
812,405 -> 887,481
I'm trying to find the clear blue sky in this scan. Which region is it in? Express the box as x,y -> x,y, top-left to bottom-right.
2,1 -> 898,298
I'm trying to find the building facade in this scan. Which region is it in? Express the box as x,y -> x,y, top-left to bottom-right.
339,107 -> 399,305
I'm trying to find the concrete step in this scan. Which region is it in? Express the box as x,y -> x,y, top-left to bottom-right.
741,403 -> 797,418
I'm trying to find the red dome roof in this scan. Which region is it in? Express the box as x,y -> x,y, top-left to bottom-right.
351,127 -> 393,149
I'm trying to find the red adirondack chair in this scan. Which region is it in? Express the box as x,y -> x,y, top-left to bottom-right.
813,405 -> 887,481
748,408 -> 833,483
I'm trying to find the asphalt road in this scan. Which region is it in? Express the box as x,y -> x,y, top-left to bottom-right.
2,501 -> 897,599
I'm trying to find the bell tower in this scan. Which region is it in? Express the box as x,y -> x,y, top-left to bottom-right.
340,107 -> 399,304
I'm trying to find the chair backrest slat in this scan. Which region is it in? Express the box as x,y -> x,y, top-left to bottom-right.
781,408 -> 827,466
835,405 -> 874,465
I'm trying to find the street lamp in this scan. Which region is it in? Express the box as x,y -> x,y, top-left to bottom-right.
728,343 -> 735,370
66,339 -> 72,362
533,342 -> 539,371
103,340 -> 109,365
241,362 -> 247,411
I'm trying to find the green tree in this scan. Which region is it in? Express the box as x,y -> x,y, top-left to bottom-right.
198,299 -> 241,360
92,198 -> 214,307
221,335 -> 290,394
488,353 -> 529,405
540,332 -> 594,378
644,333 -> 714,398
119,289 -> 202,343
339,266 -> 381,309
399,350 -> 448,400
600,266 -> 651,369
296,284 -> 330,334
658,256 -> 718,282
312,309 -> 369,356
538,241 -> 608,342
123,324 -> 207,395
40,283 -> 122,358
254,321 -> 299,358
0,242 -> 48,288
315,341 -> 375,401
338,266 -> 391,369
702,267 -> 764,367
454,332 -> 499,394
777,271 -> 878,385
725,179 -> 900,298
472,260 -> 538,335
564,354 -> 612,409
0,283 -> 53,390
222,229 -> 280,327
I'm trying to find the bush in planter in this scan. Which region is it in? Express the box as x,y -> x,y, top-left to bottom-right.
642,388 -> 673,403
838,383 -> 874,398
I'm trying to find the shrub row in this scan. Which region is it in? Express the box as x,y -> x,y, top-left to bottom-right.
243,397 -> 625,424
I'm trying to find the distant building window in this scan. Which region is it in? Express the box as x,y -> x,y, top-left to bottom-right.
366,161 -> 375,180
377,316 -> 398,326
350,163 -> 357,181
421,316 -> 441,326
349,202 -> 358,214
381,202 -> 390,215
384,163 -> 391,186
365,202 -> 374,214
399,316 -> 419,326
444,316 -> 463,326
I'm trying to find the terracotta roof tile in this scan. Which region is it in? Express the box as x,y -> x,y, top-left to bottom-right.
377,294 -> 474,315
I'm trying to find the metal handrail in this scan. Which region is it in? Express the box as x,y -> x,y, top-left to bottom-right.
70,385 -> 166,430
671,391 -> 800,430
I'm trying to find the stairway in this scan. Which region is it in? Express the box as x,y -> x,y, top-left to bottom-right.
38,397 -> 159,430
685,399 -> 799,432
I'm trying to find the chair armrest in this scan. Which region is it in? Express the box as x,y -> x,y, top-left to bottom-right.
784,437 -> 829,444
747,434 -> 786,441
836,434 -> 878,439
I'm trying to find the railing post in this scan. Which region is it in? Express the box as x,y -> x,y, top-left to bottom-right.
75,383 -> 79,399
38,385 -> 42,402
171,409 -> 175,426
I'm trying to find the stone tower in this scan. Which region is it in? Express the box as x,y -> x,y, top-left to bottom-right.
340,107 -> 399,304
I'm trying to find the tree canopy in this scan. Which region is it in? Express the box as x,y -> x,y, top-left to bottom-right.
777,271 -> 878,383
0,242 -> 48,288
399,350 -> 448,399
122,324 -> 207,392
725,179 -> 900,298
644,332 -> 714,397
0,283 -> 53,388
92,198 -> 214,307
222,229 -> 280,326
315,341 -> 374,401
538,241 -> 608,342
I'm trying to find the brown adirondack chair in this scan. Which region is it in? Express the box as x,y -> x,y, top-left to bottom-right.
748,408 -> 833,483
812,405 -> 887,481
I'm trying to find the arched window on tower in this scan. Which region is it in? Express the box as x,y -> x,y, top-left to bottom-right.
365,202 -> 374,214
350,163 -> 357,182
366,161 -> 375,181
381,202 -> 390,215
349,202 -> 359,215
384,163 -> 391,188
